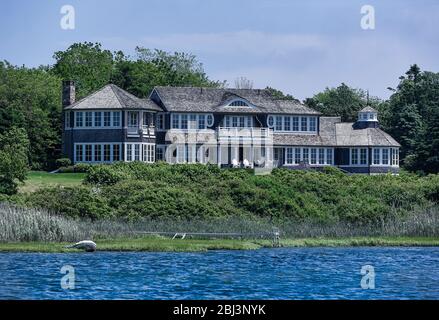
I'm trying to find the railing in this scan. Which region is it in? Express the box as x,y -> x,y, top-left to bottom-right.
142,125 -> 155,137
127,125 -> 155,137
217,127 -> 272,138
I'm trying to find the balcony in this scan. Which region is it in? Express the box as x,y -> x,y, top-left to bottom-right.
217,127 -> 273,140
127,125 -> 155,138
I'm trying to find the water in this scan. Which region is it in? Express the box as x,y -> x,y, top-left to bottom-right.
0,247 -> 438,300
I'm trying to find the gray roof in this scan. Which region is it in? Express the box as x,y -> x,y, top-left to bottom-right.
359,106 -> 378,113
65,84 -> 162,111
153,86 -> 320,115
273,117 -> 400,147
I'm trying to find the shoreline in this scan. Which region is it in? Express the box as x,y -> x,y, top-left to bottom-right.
1,236 -> 439,253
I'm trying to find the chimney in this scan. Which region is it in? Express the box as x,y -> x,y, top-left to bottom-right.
62,80 -> 76,107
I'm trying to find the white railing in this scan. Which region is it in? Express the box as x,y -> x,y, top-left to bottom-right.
217,127 -> 272,138
142,125 -> 155,137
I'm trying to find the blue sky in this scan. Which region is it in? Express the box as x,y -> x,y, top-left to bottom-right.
1,0 -> 438,100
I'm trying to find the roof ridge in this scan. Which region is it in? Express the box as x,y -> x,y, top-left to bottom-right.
109,84 -> 128,109
67,84 -> 110,108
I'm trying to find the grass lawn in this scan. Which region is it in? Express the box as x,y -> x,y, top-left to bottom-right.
19,171 -> 86,193
1,236 -> 438,253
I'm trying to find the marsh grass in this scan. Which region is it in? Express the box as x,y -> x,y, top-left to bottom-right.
1,203 -> 438,243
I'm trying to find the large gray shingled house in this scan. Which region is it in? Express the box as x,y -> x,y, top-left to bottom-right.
61,81 -> 400,174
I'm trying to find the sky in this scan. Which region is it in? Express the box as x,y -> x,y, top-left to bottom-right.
1,0 -> 438,100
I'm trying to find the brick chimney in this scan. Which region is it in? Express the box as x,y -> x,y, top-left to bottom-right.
62,80 -> 76,107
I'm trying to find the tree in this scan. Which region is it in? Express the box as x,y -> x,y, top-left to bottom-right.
265,86 -> 297,101
305,83 -> 377,122
234,76 -> 253,89
386,65 -> 439,173
51,42 -> 115,99
0,127 -> 29,194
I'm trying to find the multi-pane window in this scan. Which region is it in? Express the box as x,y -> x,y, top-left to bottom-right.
134,144 -> 140,161
85,145 -> 92,161
310,148 -> 317,164
303,148 -> 309,163
292,117 -> 299,131
126,144 -> 133,161
373,148 -> 380,165
75,144 -> 83,162
128,112 -> 138,127
156,114 -> 165,130
318,148 -> 325,164
392,148 -> 399,166
301,117 -> 308,132
172,114 -> 179,129
104,112 -> 111,127
113,144 -> 120,161
75,112 -> 83,127
198,114 -> 206,129
94,144 -> 102,162
189,114 -> 197,129
112,112 -> 120,127
85,112 -> 93,127
295,148 -> 301,164
94,112 -> 102,127
309,117 -> 317,132
326,149 -> 333,165
156,146 -> 165,161
142,144 -> 155,163
360,148 -> 367,165
351,149 -> 359,165
382,148 -> 389,165
286,148 -> 294,164
284,117 -> 291,131
181,114 -> 188,129
104,145 -> 111,161
275,116 -> 282,131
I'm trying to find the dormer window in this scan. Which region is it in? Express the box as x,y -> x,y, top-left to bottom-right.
358,106 -> 378,122
229,100 -> 249,107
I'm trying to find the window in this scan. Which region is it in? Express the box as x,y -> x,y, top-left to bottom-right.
309,117 -> 317,132
229,100 -> 249,107
143,144 -> 155,163
75,144 -> 83,162
301,117 -> 308,131
373,148 -> 380,165
303,148 -> 309,164
292,117 -> 299,131
94,144 -> 102,162
295,148 -> 301,164
84,112 -> 92,127
351,149 -> 358,165
286,148 -> 294,164
113,144 -> 120,161
189,114 -> 197,129
198,114 -> 206,129
326,149 -> 333,165
94,112 -> 102,127
360,148 -> 367,165
392,148 -> 399,166
75,112 -> 83,127
156,146 -> 165,161
318,148 -> 325,164
172,114 -> 179,129
112,112 -> 120,127
85,145 -> 92,161
156,114 -> 165,130
275,116 -> 282,131
104,145 -> 111,161
207,114 -> 214,127
284,117 -> 291,131
104,112 -> 111,127
382,148 -> 389,165
311,148 -> 317,164
128,112 -> 138,127
134,144 -> 140,161
126,144 -> 133,161
65,112 -> 71,128
267,115 -> 274,127
181,114 -> 188,129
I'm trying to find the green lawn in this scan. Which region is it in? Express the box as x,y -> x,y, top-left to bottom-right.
19,171 -> 86,193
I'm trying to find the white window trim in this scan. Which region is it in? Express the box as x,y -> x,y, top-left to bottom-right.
349,148 -> 369,166
73,111 -> 122,129
283,147 -> 334,166
73,143 -> 122,163
124,143 -> 155,163
268,115 -> 318,134
170,113 -> 215,130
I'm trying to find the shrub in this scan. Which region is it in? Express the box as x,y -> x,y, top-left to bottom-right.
55,158 -> 72,168
73,163 -> 91,173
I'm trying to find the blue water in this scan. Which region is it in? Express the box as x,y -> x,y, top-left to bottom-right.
0,247 -> 438,299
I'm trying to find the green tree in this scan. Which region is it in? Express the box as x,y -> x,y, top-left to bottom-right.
0,127 -> 29,194
52,42 -> 114,99
265,87 -> 297,101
